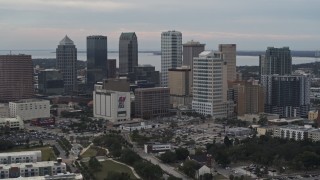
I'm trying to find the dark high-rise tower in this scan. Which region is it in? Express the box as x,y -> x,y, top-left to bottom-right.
119,32 -> 138,75
0,55 -> 34,102
261,74 -> 310,118
56,35 -> 77,94
87,35 -> 108,89
259,47 -> 292,76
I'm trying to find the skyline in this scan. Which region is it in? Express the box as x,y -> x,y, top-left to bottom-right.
0,0 -> 319,50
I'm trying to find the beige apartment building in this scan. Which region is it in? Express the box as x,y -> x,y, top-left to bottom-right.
219,44 -> 236,82
168,66 -> 192,108
230,80 -> 264,116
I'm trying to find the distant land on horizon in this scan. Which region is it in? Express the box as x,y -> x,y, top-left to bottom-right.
0,50 -> 319,58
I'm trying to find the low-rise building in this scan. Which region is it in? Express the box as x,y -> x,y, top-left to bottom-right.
135,87 -> 170,119
308,110 -> 318,120
0,161 -> 67,179
9,99 -> 50,121
119,122 -> 160,131
0,151 -> 41,164
0,116 -> 24,130
93,89 -> 131,123
273,125 -> 312,141
0,104 -> 9,118
225,127 -> 251,136
195,165 -> 212,180
144,143 -> 171,154
308,129 -> 320,142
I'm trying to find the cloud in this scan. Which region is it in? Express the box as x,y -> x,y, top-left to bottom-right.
0,0 -> 135,12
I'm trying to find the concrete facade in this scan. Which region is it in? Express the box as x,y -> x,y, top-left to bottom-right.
192,51 -> 234,118
0,116 -> 24,130
93,89 -> 131,123
9,99 -> 50,121
168,66 -> 192,108
219,44 -> 236,82
135,87 -> 170,119
0,55 -> 34,102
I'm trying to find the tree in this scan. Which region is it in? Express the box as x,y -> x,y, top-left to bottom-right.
104,172 -> 131,180
229,174 -> 235,180
120,149 -> 141,166
180,160 -> 201,178
89,157 -> 102,171
39,139 -> 43,146
175,148 -> 189,161
160,151 -> 176,163
133,161 -> 163,179
252,117 -> 257,124
258,114 -> 268,125
224,136 -> 232,147
202,173 -> 213,180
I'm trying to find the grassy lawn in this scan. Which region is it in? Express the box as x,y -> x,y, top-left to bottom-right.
93,160 -> 138,180
213,174 -> 229,180
0,146 -> 56,161
81,147 -> 97,158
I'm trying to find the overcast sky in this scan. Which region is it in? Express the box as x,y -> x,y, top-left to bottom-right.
0,0 -> 319,50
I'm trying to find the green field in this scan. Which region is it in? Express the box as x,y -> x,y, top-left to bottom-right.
81,147 -> 97,158
213,174 -> 228,180
0,146 -> 56,161
93,160 -> 138,180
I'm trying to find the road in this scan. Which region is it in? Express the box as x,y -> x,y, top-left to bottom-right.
123,131 -> 192,180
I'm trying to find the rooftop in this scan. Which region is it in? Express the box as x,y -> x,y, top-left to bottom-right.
59,35 -> 74,46
0,161 -> 65,170
0,151 -> 41,157
10,99 -> 49,103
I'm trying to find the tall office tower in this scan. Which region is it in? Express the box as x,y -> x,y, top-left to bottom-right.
38,69 -> 64,95
183,40 -> 205,68
229,81 -> 264,116
87,35 -> 108,89
192,51 -> 234,118
161,30 -> 182,87
107,59 -> 117,78
0,55 -> 34,102
119,32 -> 138,75
261,74 -> 310,118
168,66 -> 192,108
259,47 -> 292,76
219,44 -> 236,82
56,35 -> 77,94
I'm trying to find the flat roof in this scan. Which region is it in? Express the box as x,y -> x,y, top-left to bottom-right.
0,161 -> 65,170
0,151 -> 41,157
10,99 -> 49,103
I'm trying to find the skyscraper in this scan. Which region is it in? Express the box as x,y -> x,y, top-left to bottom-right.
56,35 -> 77,94
219,44 -> 236,82
261,74 -> 310,117
192,51 -> 234,118
259,47 -> 292,76
183,40 -> 205,68
119,32 -> 138,75
87,35 -> 108,89
0,55 -> 34,102
161,30 -> 182,87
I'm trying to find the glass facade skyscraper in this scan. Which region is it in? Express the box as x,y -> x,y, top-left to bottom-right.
119,32 -> 138,75
86,35 -> 108,89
